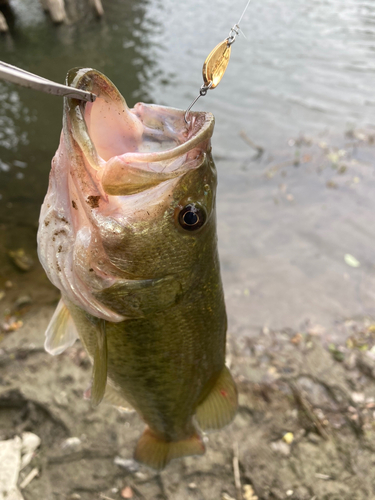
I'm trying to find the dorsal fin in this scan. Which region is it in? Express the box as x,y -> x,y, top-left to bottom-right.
44,298 -> 78,355
91,319 -> 108,407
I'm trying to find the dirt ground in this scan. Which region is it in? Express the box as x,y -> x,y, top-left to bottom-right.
2,129 -> 375,500
2,299 -> 375,500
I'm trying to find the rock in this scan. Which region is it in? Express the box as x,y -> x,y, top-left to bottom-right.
8,249 -> 34,272
0,436 -> 23,500
270,440 -> 291,456
61,437 -> 82,452
14,296 -> 32,310
113,457 -> 139,473
20,432 -> 41,470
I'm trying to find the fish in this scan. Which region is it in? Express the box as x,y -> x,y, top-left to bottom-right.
37,67 -> 238,470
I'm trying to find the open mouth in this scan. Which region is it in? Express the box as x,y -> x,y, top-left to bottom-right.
65,68 -> 215,195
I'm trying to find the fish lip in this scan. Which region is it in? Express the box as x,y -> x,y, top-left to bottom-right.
65,67 -> 215,168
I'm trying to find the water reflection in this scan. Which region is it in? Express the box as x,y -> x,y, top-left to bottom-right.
1,0 -> 375,333
0,0 -> 158,223
0,83 -> 30,150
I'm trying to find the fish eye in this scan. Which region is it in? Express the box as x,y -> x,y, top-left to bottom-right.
178,204 -> 206,231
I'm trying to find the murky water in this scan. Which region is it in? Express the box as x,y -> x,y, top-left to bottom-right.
1,0 -> 375,337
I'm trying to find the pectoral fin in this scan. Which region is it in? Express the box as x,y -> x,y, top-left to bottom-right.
44,299 -> 78,355
195,366 -> 238,431
91,319 -> 108,407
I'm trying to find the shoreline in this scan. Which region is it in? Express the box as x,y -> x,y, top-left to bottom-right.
1,301 -> 375,499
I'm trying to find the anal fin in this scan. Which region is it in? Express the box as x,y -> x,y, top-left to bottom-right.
134,427 -> 205,471
91,319 -> 108,407
44,298 -> 78,355
195,366 -> 238,431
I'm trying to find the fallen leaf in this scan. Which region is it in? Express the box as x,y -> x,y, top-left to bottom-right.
344,254 -> 360,268
283,432 -> 294,444
291,333 -> 303,344
327,152 -> 339,164
243,484 -> 258,500
1,318 -> 23,333
326,180 -> 338,189
121,486 -> 133,499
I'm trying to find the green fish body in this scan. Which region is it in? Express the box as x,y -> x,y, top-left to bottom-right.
37,68 -> 237,470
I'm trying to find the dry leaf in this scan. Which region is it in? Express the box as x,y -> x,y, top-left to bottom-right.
243,484 -> 258,500
121,486 -> 133,499
344,254 -> 360,268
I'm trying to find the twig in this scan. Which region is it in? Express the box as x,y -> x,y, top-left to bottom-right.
239,131 -> 264,157
99,494 -> 115,500
315,473 -> 330,480
20,467 -> 39,489
233,441 -> 242,500
289,383 -> 329,440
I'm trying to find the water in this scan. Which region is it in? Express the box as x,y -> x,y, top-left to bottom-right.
1,0 -> 375,338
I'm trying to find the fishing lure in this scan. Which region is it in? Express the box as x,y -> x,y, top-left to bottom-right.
184,0 -> 251,123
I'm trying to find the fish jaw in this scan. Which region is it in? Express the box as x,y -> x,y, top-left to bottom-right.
37,68 -> 216,322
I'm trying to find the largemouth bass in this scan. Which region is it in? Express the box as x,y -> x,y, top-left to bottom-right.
37,68 -> 237,470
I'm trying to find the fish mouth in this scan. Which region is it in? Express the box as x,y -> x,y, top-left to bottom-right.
65,68 -> 215,196
38,68 -> 216,322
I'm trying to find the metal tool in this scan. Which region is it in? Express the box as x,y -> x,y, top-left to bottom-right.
0,61 -> 96,102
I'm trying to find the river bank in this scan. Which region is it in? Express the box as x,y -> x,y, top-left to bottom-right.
1,300 -> 375,500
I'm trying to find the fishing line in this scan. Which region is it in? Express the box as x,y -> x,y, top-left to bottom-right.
184,0 -> 252,124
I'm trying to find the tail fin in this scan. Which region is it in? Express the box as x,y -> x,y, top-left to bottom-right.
195,366 -> 238,431
134,427 -> 205,471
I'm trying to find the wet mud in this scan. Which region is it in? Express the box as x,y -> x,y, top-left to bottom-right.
2,304 -> 375,500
